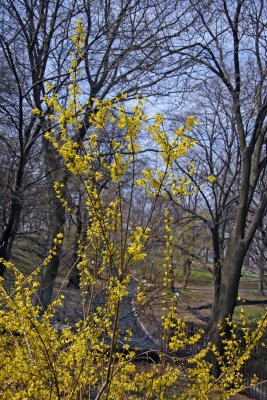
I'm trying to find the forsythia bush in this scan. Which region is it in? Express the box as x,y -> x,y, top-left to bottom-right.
1,20 -> 267,399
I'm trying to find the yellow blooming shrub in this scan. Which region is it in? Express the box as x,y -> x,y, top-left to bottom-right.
1,20 -> 266,400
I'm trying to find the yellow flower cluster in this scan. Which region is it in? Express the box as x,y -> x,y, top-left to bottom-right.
206,175 -> 217,183
182,311 -> 267,399
127,226 -> 150,262
2,20 -> 266,400
43,232 -> 64,266
145,114 -> 198,166
54,182 -> 71,212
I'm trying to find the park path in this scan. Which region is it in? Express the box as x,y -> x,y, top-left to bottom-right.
53,278 -> 160,352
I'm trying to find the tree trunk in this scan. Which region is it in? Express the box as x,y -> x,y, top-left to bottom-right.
182,260 -> 191,290
258,222 -> 267,295
209,240 -> 247,375
67,198 -> 84,290
35,194 -> 66,312
258,252 -> 265,296
35,137 -> 66,311
211,226 -> 222,315
0,158 -> 26,277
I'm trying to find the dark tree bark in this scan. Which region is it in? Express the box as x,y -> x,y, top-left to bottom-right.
166,0 -> 267,365
182,260 -> 192,290
34,134 -> 67,311
67,194 -> 84,290
35,196 -> 66,311
0,0 -> 73,276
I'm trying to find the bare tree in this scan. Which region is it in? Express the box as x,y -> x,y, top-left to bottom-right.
164,0 -> 267,367
0,0 -> 197,309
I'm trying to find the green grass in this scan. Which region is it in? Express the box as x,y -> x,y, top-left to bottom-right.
173,267 -> 213,286
188,269 -> 213,285
233,305 -> 267,327
11,237 -> 43,274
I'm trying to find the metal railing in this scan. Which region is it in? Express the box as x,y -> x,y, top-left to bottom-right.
176,321 -> 267,400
